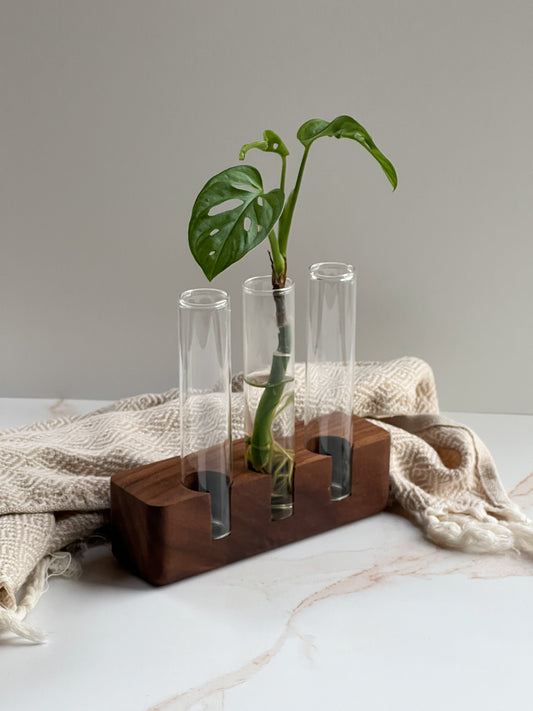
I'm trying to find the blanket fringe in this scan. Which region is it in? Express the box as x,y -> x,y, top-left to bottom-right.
421,507 -> 533,555
0,551 -> 79,644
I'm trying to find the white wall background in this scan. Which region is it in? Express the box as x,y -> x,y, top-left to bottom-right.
1,0 -> 532,413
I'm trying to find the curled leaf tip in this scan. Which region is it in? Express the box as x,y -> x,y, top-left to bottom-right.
239,140 -> 268,161
388,165 -> 398,191
238,132 -> 288,160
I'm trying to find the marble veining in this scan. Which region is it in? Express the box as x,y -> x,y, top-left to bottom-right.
511,471 -> 533,503
149,465 -> 533,711
1,402 -> 531,711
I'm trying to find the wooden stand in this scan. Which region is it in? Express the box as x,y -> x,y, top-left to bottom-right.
110,416 -> 390,586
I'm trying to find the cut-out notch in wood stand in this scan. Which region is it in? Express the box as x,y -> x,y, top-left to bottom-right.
110,415 -> 390,586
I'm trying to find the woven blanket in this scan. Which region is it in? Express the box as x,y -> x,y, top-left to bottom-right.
1,357 -> 532,644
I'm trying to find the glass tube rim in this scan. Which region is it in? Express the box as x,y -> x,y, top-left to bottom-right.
309,262 -> 355,282
178,288 -> 230,310
243,275 -> 295,295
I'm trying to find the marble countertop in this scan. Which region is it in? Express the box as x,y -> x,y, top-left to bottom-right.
1,398 -> 532,711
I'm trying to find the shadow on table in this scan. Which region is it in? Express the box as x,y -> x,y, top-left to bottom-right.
76,540 -> 150,592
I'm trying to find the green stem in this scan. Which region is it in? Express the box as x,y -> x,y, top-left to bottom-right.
278,144 -> 311,258
248,146 -> 311,475
280,154 -> 287,193
248,292 -> 291,472
268,231 -> 285,281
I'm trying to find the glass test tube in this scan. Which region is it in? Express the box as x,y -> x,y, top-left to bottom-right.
305,262 -> 356,501
178,288 -> 232,539
242,276 -> 295,520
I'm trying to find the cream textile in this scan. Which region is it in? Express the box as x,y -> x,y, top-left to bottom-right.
0,357 -> 531,643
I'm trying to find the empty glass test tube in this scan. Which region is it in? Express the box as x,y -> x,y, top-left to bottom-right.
178,288 -> 232,539
305,262 -> 356,500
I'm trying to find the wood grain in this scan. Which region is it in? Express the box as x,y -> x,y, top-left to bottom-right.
111,416 -> 390,586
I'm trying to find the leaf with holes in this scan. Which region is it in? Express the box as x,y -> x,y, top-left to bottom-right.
188,165 -> 285,281
239,130 -> 289,160
297,115 -> 397,190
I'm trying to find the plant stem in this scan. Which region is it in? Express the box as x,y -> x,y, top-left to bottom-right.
248,147 -> 312,472
268,231 -> 285,281
247,288 -> 291,472
278,144 -> 311,258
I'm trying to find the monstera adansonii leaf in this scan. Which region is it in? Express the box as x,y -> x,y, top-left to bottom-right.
297,115 -> 398,190
188,165 -> 284,281
239,130 -> 289,160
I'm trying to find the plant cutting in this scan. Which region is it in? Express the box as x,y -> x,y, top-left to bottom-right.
188,115 -> 397,512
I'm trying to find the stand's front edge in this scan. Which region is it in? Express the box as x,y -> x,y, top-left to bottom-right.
110,417 -> 390,586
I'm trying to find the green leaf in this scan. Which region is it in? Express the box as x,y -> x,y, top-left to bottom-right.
296,119 -> 330,145
188,165 -> 284,281
297,115 -> 398,190
239,130 -> 289,160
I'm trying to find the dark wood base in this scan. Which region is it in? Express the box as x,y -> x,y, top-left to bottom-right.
110,416 -> 390,586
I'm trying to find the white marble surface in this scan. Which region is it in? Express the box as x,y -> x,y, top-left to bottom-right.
1,399 -> 532,711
